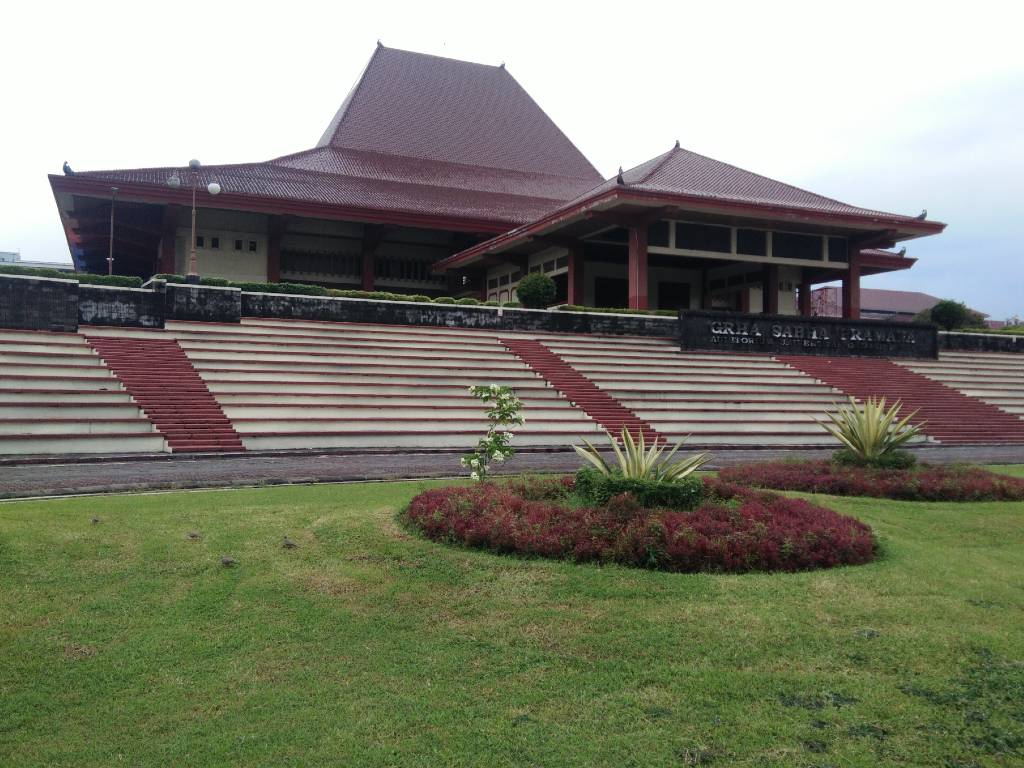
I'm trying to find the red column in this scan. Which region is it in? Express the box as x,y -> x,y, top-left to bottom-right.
627,226 -> 648,310
567,244 -> 584,305
798,274 -> 812,317
842,252 -> 861,319
762,264 -> 779,314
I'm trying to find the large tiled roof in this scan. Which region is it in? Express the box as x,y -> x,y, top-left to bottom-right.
317,46 -> 602,179
66,45 -> 603,227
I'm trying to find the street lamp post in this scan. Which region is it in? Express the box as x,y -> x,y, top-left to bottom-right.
167,159 -> 221,282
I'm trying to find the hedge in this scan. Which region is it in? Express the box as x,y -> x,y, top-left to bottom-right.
404,476 -> 877,573
0,264 -> 143,288
718,460 -> 1024,502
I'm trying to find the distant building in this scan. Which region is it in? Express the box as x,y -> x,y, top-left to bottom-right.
50,44 -> 945,317
0,251 -> 73,271
811,286 -> 986,323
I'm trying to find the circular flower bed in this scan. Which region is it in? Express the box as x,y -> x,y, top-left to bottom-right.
404,477 -> 876,573
718,460 -> 1024,502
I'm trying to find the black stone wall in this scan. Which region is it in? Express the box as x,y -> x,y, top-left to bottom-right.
164,283 -> 241,323
78,285 -> 163,328
0,274 -> 78,332
242,292 -> 679,337
941,331 -> 1024,353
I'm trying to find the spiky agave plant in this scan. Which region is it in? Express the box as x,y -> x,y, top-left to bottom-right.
816,396 -> 924,461
573,427 -> 710,481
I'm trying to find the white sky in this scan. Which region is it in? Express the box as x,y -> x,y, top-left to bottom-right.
5,0 -> 1022,316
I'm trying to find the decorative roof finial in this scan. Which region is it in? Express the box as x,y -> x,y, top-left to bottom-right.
898,247 -> 907,257
377,39 -> 383,48
915,208 -> 927,220
499,61 -> 505,69
616,167 -> 625,185
674,139 -> 680,149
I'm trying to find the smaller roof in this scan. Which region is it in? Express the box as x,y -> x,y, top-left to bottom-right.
437,144 -> 946,271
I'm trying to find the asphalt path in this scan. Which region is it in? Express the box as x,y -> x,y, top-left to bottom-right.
2,444 -> 1023,499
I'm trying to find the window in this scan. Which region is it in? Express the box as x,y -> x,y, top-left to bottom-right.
736,229 -> 767,256
773,232 -> 823,261
210,237 -> 220,249
543,260 -> 556,272
648,220 -> 670,247
555,256 -> 568,270
196,235 -> 205,247
499,274 -> 510,286
828,237 -> 848,262
676,223 -> 731,253
487,277 -> 499,290
248,241 -> 257,252
234,239 -> 243,251
529,264 -> 541,273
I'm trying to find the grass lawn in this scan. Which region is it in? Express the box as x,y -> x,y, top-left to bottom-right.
2,476 -> 1023,767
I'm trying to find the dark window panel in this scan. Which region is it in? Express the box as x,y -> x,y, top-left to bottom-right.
828,237 -> 848,262
773,232 -> 823,261
676,223 -> 731,253
736,229 -> 767,256
648,220 -> 670,247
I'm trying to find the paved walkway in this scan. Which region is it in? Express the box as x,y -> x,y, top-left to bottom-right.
2,444 -> 1023,500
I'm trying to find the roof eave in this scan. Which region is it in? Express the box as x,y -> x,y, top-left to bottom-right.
48,174 -> 517,236
435,187 -> 946,272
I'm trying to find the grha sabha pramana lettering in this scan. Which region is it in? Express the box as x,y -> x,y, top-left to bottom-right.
709,320 -> 915,345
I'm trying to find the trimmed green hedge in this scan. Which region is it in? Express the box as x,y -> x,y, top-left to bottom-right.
0,264 -> 143,288
574,468 -> 705,510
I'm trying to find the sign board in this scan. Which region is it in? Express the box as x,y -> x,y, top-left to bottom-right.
679,310 -> 938,358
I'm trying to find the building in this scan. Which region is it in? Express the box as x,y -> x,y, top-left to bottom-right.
50,44 -> 945,318
0,250 -> 74,271
811,287 -> 986,323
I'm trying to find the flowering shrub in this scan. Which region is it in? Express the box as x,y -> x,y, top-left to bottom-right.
461,384 -> 525,481
718,460 -> 1024,502
404,476 -> 876,573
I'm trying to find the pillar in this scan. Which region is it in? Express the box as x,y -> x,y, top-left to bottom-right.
567,244 -> 584,305
627,225 -> 648,310
762,264 -> 779,315
798,273 -> 812,317
841,252 -> 861,319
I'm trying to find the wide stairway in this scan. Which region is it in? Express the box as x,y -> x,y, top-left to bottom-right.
900,351 -> 1024,420
0,329 -> 166,455
88,319 -> 605,450
85,336 -> 245,453
537,333 -> 848,446
779,355 -> 1024,444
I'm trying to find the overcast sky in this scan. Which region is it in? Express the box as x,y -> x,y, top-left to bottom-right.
5,0 -> 1022,317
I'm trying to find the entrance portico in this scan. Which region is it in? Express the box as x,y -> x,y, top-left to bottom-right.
437,144 -> 942,318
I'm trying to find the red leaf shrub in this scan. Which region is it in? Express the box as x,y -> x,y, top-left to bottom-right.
404,478 -> 876,573
718,460 -> 1024,502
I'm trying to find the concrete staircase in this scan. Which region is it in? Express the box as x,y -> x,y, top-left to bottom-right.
87,319 -> 605,450
900,351 -> 1024,420
538,333 -> 848,446
86,336 -> 244,453
0,329 -> 166,455
778,355 -> 1024,444
500,338 -> 658,442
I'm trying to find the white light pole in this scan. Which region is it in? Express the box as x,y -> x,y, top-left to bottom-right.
167,159 -> 221,281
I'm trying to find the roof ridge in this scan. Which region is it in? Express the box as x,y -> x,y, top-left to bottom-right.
316,45 -> 384,148
374,43 -> 504,70
635,146 -> 677,184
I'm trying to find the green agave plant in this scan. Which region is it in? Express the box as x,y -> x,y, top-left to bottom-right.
573,427 -> 710,481
817,396 -> 924,460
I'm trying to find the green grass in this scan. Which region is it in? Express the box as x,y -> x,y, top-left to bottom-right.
2,479 -> 1023,767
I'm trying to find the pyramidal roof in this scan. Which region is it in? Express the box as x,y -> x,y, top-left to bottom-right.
316,45 -> 601,180
64,45 -> 603,228
573,144 -> 913,220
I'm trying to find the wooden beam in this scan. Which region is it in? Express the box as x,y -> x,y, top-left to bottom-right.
361,224 -> 386,291
267,215 -> 286,283
567,243 -> 584,305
